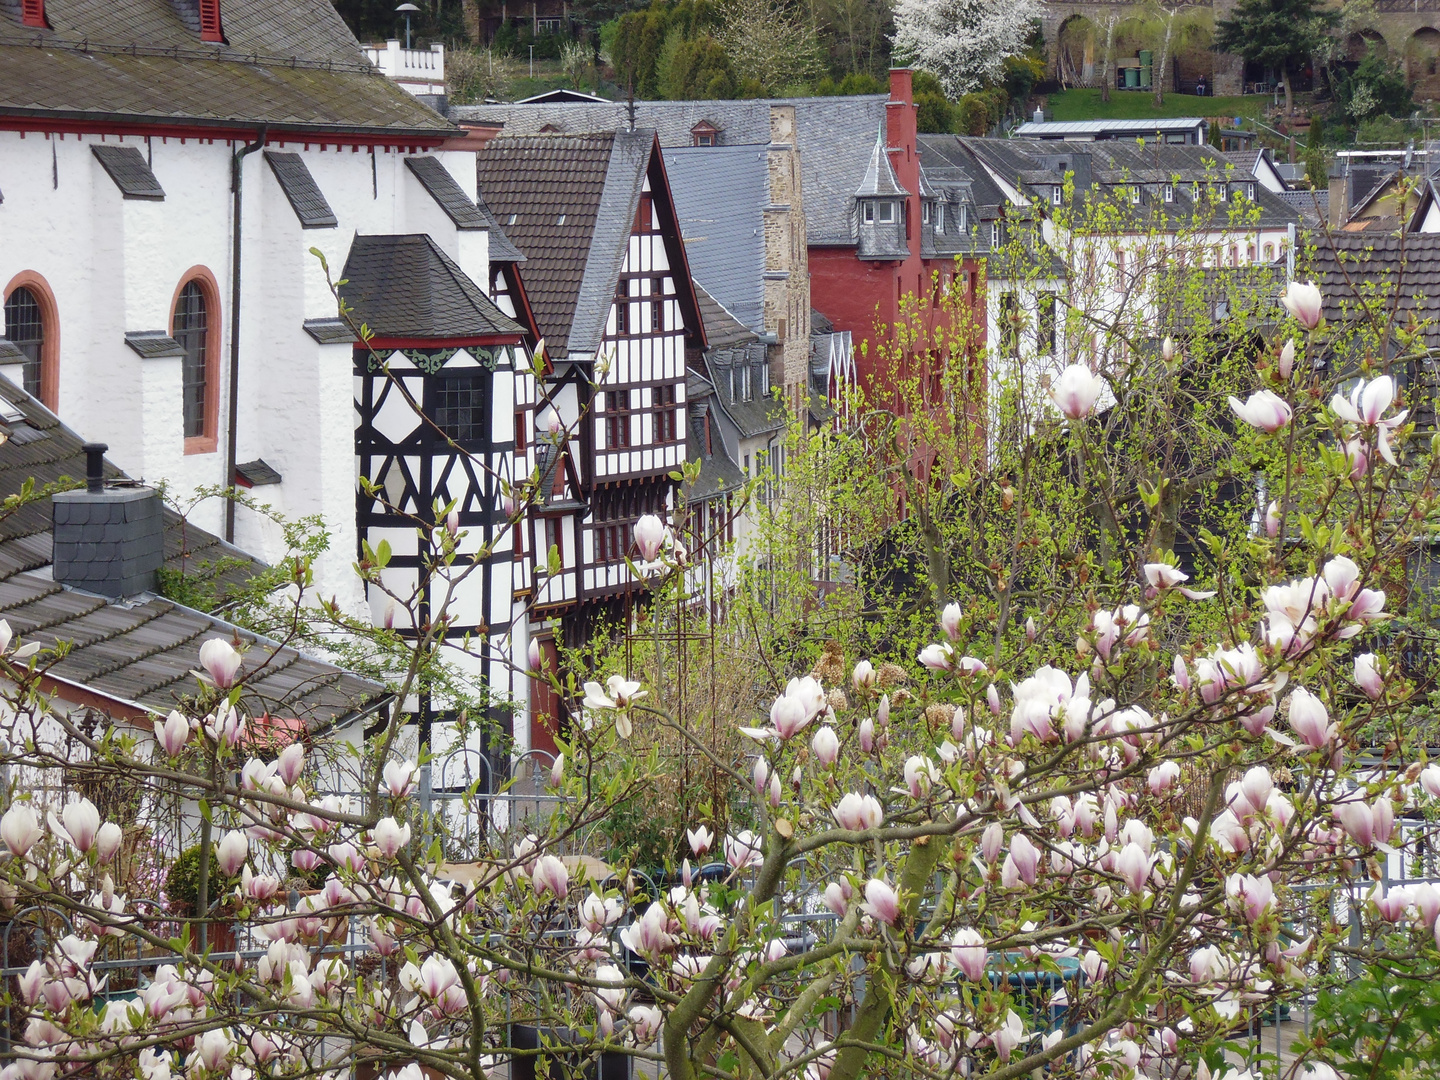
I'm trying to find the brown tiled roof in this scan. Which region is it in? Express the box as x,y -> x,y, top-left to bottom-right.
475,133 -> 616,356
0,375 -> 384,725
0,0 -> 453,136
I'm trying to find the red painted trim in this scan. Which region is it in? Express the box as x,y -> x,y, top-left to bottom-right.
198,0 -> 224,42
360,335 -> 525,349
0,115 -> 452,149
3,269 -> 60,409
21,0 -> 48,28
37,672 -> 150,722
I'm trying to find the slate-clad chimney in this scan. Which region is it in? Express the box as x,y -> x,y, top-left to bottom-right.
52,444 -> 165,598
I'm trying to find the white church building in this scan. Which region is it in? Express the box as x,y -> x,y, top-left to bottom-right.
0,0 -> 541,762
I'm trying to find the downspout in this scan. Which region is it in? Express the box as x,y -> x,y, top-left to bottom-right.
224,127 -> 267,542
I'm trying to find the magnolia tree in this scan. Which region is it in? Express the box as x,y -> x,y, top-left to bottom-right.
2,276 -> 1440,1080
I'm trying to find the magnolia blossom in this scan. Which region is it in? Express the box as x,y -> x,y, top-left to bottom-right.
833,793 -> 884,832
383,759 -> 418,798
852,660 -> 876,690
811,726 -> 840,767
1278,338 -> 1296,379
1353,653 -> 1383,699
950,928 -> 987,981
154,711 -> 190,757
633,515 -> 666,562
1288,687 -> 1336,750
216,831 -> 248,876
917,642 -> 953,671
373,817 -> 411,859
725,831 -> 763,870
531,855 -> 569,899
628,1004 -> 663,1043
1331,375 -> 1409,465
1002,834 -> 1040,887
1280,280 -> 1323,329
1228,390 -> 1292,433
939,602 -> 961,640
861,879 -> 900,925
1,804 -> 42,857
1051,364 -> 1104,420
197,638 -> 243,689
686,826 -> 714,856
1227,872 -> 1276,923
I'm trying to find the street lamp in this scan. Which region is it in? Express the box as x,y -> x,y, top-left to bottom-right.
528,43 -> 534,78
396,3 -> 419,49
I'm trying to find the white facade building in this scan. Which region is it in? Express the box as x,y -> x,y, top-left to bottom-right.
364,40 -> 447,97
0,0 -> 537,764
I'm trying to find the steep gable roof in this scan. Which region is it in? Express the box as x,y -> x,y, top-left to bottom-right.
475,128 -> 696,360
0,374 -> 382,724
475,132 -> 616,357
339,234 -> 523,340
0,0 -> 453,136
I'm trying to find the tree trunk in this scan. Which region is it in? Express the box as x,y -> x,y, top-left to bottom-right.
1153,14 -> 1174,108
1099,17 -> 1116,102
1282,68 -> 1293,116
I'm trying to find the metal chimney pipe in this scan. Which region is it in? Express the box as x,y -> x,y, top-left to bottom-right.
82,442 -> 107,494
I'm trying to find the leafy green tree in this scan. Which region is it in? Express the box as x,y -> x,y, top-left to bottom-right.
1333,43 -> 1414,123
659,33 -> 736,97
1214,0 -> 1338,114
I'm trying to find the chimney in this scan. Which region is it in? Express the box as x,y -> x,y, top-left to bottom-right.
20,0 -> 48,27
1034,107 -> 1044,124
888,68 -> 913,106
52,444 -> 165,599
1328,165 -> 1351,226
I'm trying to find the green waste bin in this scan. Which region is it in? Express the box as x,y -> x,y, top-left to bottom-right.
1125,67 -> 1139,88
1139,50 -> 1152,87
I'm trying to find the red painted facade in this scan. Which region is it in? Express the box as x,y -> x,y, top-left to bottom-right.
808,69 -> 984,395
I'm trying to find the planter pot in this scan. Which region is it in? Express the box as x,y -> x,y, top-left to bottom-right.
509,1024 -> 631,1080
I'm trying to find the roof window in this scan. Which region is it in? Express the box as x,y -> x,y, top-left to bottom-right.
691,121 -> 720,147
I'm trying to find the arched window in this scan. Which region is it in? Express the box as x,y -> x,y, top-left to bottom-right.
3,273 -> 58,409
4,288 -> 44,399
172,272 -> 220,452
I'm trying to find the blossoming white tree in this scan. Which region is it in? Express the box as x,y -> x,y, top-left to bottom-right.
891,0 -> 1042,98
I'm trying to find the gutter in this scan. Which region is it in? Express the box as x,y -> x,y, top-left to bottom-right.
225,127 -> 267,542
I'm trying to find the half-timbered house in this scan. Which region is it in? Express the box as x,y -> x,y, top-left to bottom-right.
476,129 -> 708,753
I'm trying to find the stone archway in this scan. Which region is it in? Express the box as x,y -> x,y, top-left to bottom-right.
1406,27 -> 1440,98
1172,14 -> 1215,95
1345,28 -> 1388,63
1057,14 -> 1099,87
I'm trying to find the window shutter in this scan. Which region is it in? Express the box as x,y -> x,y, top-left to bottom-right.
199,0 -> 224,41
20,0 -> 47,28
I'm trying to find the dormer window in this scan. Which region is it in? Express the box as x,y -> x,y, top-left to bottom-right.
877,201 -> 895,224
862,202 -> 875,225
922,202 -> 931,225
691,121 -> 720,147
1163,184 -> 1174,203
1129,186 -> 1141,205
957,205 -> 967,232
935,204 -> 944,233
1051,186 -> 1062,206
1246,182 -> 1256,200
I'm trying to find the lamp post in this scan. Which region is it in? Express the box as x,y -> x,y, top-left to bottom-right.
396,3 -> 419,49
529,44 -> 534,78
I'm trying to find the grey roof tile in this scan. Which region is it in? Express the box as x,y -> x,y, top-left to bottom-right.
0,338 -> 28,363
338,234 -> 523,340
663,144 -> 766,333
123,331 -> 185,358
0,0 -> 454,135
694,283 -> 757,351
236,459 -> 282,486
302,317 -> 355,344
406,155 -> 487,230
91,144 -> 165,199
264,150 -> 338,227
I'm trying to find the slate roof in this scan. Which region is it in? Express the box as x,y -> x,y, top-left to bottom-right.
476,130 -> 663,359
265,151 -> 338,228
951,137 -> 1300,229
662,144 -> 767,335
406,155 -> 488,230
91,145 -> 165,199
455,95 -> 889,246
685,371 -> 746,502
123,331 -> 185,359
338,234 -> 523,341
695,284 -> 758,351
0,0 -> 454,137
302,317 -> 355,344
0,375 -> 382,724
1013,118 -> 1208,139
1306,232 -> 1440,350
856,123 -> 909,198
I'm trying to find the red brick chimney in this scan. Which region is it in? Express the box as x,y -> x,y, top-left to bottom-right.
886,69 -> 919,245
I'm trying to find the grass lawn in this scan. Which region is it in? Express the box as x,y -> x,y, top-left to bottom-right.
1044,88 -> 1270,125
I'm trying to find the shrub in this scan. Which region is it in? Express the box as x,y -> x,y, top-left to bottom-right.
164,844 -> 224,914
